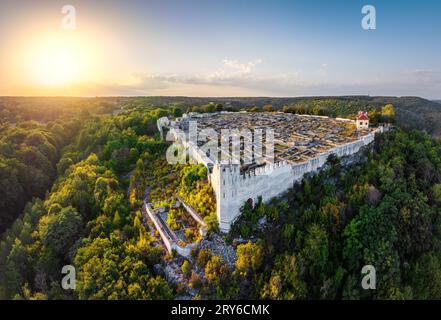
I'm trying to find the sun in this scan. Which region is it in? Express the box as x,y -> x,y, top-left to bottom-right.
33,46 -> 80,86
28,34 -> 89,87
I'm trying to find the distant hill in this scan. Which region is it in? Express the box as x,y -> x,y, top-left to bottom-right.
129,96 -> 441,137
369,96 -> 441,136
3,95 -> 441,136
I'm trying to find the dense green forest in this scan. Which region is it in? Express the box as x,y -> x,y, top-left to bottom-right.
0,97 -> 129,234
229,129 -> 441,299
0,105 -> 174,299
0,114 -> 80,234
1,97 -> 441,300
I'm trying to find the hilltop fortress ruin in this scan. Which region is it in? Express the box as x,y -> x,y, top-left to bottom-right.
159,111 -> 383,232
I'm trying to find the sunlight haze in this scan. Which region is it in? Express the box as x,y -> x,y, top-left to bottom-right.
1,0 -> 440,98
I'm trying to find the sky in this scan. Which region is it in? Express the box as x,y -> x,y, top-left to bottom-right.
0,0 -> 440,98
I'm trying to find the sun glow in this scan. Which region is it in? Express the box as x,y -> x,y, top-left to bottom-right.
33,45 -> 80,86
25,33 -> 92,87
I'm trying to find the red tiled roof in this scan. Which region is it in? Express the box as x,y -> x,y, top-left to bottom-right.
357,112 -> 369,120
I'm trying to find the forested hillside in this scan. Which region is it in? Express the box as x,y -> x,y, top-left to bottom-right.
229,129 -> 441,299
124,96 -> 441,136
1,98 -> 441,300
0,116 -> 80,234
0,97 -> 129,234
0,97 -> 130,124
0,106 -> 174,299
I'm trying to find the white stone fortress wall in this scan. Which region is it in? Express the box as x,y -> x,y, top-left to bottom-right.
158,113 -> 384,232
210,127 -> 382,231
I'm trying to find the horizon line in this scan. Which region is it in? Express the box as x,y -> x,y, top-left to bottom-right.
0,94 -> 439,100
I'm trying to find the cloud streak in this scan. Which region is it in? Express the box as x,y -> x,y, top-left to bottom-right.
66,60 -> 441,98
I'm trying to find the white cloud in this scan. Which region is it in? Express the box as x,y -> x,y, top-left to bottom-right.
221,59 -> 262,74
69,61 -> 441,98
206,59 -> 263,83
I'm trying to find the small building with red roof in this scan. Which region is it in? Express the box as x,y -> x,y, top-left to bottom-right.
356,111 -> 369,130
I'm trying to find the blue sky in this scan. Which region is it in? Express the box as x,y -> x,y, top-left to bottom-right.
1,0 -> 440,98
